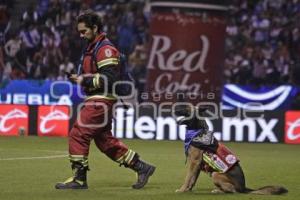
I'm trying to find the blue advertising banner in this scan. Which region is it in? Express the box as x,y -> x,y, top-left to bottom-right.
0,80 -> 84,105
0,80 -> 299,110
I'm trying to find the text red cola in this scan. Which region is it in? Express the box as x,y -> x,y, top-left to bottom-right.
145,0 -> 230,104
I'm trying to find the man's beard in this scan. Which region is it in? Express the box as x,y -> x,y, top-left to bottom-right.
86,35 -> 96,43
85,38 -> 93,43
80,37 -> 93,46
80,39 -> 88,47
80,35 -> 96,47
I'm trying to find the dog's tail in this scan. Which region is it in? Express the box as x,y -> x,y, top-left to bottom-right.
245,186 -> 288,195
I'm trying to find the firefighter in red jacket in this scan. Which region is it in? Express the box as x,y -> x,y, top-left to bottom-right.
55,11 -> 155,190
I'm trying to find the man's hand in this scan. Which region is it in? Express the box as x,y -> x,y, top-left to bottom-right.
69,74 -> 83,85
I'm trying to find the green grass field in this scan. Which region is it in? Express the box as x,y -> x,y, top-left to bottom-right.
0,137 -> 299,200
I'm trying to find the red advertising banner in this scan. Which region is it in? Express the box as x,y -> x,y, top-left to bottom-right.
285,111 -> 300,144
37,105 -> 70,137
145,1 -> 229,104
0,105 -> 29,136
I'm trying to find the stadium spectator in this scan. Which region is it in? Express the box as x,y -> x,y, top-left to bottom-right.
19,23 -> 40,59
36,0 -> 50,19
0,3 -> 11,45
9,42 -> 29,80
128,41 -> 148,99
31,49 -> 47,79
42,36 -> 63,78
0,45 -> 5,82
58,56 -> 74,80
4,31 -> 21,57
22,4 -> 40,25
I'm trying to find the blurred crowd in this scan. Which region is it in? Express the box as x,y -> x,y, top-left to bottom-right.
0,0 -> 149,86
225,0 -> 300,86
0,0 -> 299,88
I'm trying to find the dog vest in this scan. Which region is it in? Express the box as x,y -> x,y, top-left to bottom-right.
201,143 -> 239,173
184,129 -> 239,173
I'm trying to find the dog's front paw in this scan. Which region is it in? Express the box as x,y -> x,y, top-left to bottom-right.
211,188 -> 224,194
175,187 -> 190,193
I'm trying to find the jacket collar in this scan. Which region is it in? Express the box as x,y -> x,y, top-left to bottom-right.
87,32 -> 106,51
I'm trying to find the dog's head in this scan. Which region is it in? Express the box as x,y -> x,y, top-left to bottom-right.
174,105 -> 208,130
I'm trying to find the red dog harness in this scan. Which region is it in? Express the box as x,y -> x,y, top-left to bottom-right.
201,143 -> 239,173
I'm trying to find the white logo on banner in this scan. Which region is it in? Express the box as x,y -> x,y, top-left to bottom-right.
223,85 -> 292,110
40,110 -> 69,134
287,119 -> 300,140
0,109 -> 27,132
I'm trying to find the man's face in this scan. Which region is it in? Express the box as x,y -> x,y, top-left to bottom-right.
77,22 -> 96,42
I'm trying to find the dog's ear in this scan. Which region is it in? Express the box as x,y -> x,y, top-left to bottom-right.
184,108 -> 209,130
175,105 -> 194,126
175,105 -> 209,129
195,106 -> 209,115
174,105 -> 192,117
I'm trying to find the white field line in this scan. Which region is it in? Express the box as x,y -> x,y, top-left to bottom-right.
0,148 -> 67,154
0,154 -> 68,161
36,150 -> 67,154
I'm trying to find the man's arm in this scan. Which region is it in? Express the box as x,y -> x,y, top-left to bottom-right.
79,65 -> 119,91
79,45 -> 120,90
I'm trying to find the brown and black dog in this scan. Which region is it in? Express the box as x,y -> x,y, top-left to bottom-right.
174,105 -> 288,195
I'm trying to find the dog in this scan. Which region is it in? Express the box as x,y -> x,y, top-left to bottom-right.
174,105 -> 288,195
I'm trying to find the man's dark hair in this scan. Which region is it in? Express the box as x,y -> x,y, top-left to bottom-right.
77,11 -> 103,32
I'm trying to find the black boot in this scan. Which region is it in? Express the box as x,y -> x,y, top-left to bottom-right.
55,162 -> 88,189
130,158 -> 156,189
